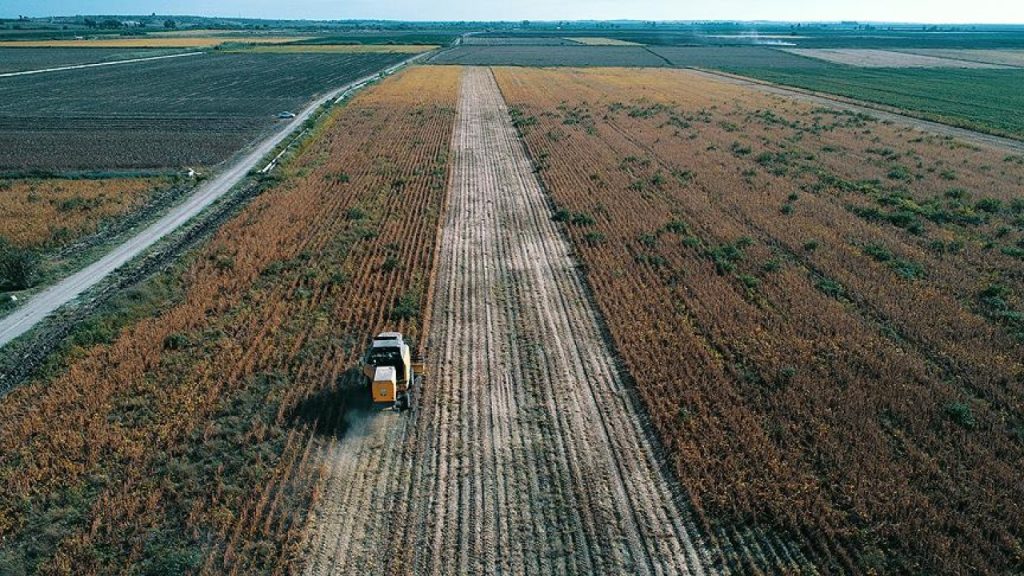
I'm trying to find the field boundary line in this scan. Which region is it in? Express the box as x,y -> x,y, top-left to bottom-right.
642,46 -> 675,67
689,67 -> 1024,153
0,50 -> 204,78
0,51 -> 431,351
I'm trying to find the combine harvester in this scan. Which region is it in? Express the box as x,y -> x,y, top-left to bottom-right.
361,332 -> 425,411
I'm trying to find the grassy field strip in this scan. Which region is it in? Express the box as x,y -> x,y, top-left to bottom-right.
0,177 -> 168,249
693,67 -> 1024,148
0,50 -> 201,78
0,52 -> 428,348
0,37 -> 309,48
782,48 -> 1008,68
566,37 -> 642,46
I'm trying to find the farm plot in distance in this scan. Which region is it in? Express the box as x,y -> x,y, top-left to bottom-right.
432,42 -> 1024,139
290,30 -> 459,45
428,45 -> 668,66
0,47 -> 189,73
648,45 -> 834,69
0,36 -> 306,48
781,47 -> 1008,68
728,65 -> 1024,138
566,37 -> 642,46
235,44 -> 436,54
638,45 -> 1024,139
0,51 -> 408,170
495,66 -> 1024,574
472,25 -> 1024,49
462,36 -> 579,45
0,66 -> 458,575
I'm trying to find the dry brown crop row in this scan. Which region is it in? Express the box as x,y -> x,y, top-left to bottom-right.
0,177 -> 166,249
494,66 -> 1024,575
0,66 -> 459,575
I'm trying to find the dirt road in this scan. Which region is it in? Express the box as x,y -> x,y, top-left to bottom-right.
0,54 -> 426,349
300,67 -> 711,575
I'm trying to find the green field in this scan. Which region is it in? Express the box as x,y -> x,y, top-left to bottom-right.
289,32 -> 458,45
475,25 -> 1024,49
730,66 -> 1024,139
431,43 -> 1024,139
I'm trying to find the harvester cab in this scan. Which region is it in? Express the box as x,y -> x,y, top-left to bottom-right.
362,332 -> 425,411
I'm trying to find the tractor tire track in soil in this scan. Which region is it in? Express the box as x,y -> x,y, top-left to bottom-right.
300,66 -> 712,575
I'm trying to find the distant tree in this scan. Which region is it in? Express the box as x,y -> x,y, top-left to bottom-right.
99,18 -> 121,29
84,17 -> 97,28
164,18 -> 177,29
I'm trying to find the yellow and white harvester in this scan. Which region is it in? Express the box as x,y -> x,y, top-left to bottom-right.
361,332 -> 424,411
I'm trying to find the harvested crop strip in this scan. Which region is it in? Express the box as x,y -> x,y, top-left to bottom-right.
302,66 -> 716,576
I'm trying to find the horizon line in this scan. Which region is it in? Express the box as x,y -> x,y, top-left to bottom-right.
5,15 -> 1024,26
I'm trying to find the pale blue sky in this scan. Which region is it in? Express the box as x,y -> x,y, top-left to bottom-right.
1,0 -> 1022,24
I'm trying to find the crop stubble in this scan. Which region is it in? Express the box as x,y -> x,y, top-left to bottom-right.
300,67 -> 715,575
